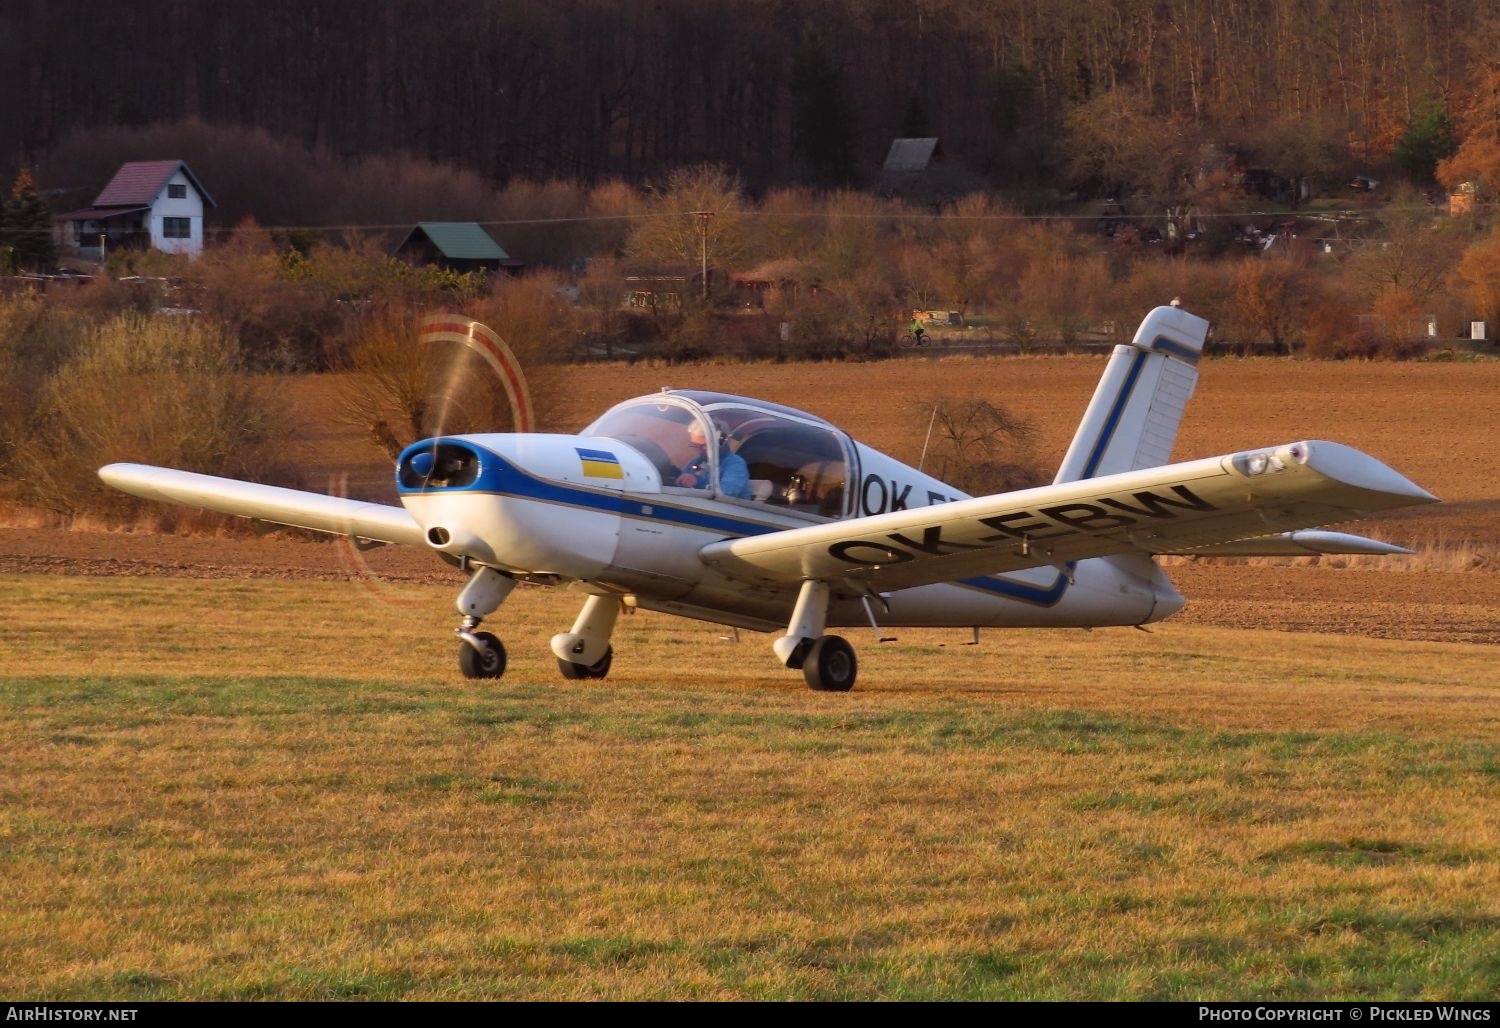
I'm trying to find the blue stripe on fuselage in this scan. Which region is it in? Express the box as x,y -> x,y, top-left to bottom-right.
403,440 -> 1071,606
956,567 -> 1071,606
398,440 -> 785,537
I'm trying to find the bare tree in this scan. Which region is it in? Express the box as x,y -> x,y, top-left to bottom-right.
914,395 -> 1045,496
624,165 -> 748,293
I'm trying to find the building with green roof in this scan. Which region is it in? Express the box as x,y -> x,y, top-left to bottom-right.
392,222 -> 522,274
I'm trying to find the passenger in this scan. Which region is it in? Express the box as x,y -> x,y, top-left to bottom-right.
677,419 -> 751,499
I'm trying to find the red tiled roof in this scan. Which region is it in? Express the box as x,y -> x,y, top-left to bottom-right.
93,161 -> 217,208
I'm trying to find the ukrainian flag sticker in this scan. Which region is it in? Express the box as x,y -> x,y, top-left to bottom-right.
576,447 -> 625,479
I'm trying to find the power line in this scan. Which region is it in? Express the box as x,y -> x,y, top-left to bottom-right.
186,201 -> 1491,236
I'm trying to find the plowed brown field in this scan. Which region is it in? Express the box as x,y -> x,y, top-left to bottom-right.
3,356 -> 1496,646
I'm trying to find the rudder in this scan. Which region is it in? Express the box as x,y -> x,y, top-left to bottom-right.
1053,305 -> 1209,484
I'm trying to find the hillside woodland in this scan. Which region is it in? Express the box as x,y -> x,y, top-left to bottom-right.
1,1 -> 1498,520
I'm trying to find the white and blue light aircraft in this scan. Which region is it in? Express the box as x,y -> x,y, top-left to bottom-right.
100,306 -> 1437,691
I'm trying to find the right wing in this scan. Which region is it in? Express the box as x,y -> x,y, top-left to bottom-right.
98,464 -> 425,546
699,440 -> 1436,591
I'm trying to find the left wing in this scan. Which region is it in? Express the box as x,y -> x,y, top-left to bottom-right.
98,464 -> 425,546
698,440 -> 1435,591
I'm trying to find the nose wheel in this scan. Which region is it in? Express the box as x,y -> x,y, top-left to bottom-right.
452,566 -> 516,681
458,630 -> 506,679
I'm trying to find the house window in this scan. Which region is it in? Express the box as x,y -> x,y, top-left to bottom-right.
168,183 -> 187,199
163,217 -> 191,239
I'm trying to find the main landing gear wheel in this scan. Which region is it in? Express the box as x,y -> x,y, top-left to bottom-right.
458,631 -> 507,679
803,635 -> 857,692
558,645 -> 613,681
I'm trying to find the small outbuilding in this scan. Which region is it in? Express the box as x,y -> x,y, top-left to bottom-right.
392,222 -> 522,275
877,137 -> 983,203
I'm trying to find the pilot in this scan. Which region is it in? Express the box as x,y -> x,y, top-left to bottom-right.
677,418 -> 751,499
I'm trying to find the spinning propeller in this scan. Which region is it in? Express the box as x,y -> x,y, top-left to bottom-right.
332,312 -> 533,596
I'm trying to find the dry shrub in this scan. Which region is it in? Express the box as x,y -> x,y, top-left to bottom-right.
188,219 -> 337,371
0,291 -> 45,472
337,308 -> 434,459
1367,285 -> 1434,359
0,292 -> 99,475
463,272 -> 571,425
913,396 -> 1047,495
1102,258 -> 1235,341
1017,252 -> 1112,349
1227,256 -> 1308,355
573,257 -> 634,359
15,313 -> 295,518
338,301 -> 564,462
464,270 -> 578,366
624,165 -> 749,272
1322,533 -> 1493,572
787,267 -> 900,359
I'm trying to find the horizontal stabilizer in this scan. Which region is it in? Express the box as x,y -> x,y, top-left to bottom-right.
98,464 -> 424,546
1159,530 -> 1413,557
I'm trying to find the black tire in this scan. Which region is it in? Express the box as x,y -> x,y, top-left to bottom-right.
558,645 -> 613,681
458,631 -> 506,679
803,635 -> 857,692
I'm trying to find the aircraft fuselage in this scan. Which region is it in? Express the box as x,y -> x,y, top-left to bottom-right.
396,423 -> 1179,635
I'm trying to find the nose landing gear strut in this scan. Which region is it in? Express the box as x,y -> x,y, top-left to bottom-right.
454,566 -> 516,679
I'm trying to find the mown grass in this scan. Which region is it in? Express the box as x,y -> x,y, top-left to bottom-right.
1,574 -> 1496,1000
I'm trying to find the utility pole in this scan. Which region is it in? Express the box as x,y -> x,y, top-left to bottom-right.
692,210 -> 714,302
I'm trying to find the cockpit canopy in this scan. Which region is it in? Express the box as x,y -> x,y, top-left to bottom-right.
584,390 -> 853,517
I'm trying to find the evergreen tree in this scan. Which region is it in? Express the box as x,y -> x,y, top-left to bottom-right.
900,94 -> 930,138
790,25 -> 858,188
5,169 -> 57,271
1394,100 -> 1456,185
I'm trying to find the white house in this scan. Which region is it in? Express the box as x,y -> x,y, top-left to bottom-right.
61,160 -> 217,259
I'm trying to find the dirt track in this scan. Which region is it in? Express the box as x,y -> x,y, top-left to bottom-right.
4,527 -> 1496,647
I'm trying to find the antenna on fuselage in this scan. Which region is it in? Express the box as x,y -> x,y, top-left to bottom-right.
917,405 -> 938,472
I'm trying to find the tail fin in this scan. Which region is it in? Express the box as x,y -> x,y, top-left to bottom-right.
1053,305 -> 1209,484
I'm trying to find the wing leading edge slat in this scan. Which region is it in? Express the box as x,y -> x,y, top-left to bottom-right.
697,440 -> 1435,591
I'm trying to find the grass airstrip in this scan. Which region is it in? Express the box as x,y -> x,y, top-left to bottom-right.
2,573 -> 1496,1000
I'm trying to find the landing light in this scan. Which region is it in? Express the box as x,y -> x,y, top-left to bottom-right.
1236,450 -> 1288,477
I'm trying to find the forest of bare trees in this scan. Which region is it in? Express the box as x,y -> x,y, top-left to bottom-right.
5,0 -> 1500,193
3,0 -> 1499,391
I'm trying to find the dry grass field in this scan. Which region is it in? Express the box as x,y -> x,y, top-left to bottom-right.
1,576 -> 1496,1000
1,354 -> 1496,999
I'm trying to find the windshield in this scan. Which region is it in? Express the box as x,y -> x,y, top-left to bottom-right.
585,399 -> 700,483
588,395 -> 853,514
